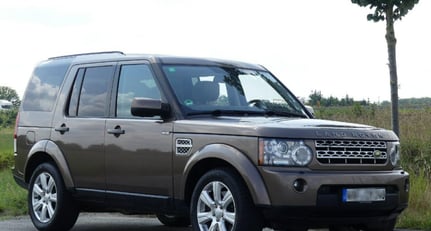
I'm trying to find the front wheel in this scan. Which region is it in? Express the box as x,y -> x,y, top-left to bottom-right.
190,168 -> 264,231
28,162 -> 79,231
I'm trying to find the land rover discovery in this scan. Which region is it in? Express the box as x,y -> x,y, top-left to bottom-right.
13,51 -> 409,231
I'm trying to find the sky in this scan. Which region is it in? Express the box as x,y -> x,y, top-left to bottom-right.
0,0 -> 429,103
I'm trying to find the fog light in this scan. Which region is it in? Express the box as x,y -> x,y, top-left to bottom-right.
293,179 -> 307,193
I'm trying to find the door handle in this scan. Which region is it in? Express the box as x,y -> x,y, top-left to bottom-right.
55,124 -> 69,134
107,126 -> 125,137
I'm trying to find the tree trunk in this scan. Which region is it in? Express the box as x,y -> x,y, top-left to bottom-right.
385,5 -> 400,137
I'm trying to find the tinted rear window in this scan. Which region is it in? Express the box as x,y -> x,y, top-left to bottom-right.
77,66 -> 114,117
67,65 -> 115,117
22,60 -> 70,111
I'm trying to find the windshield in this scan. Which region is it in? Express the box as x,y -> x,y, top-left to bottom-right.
162,65 -> 308,118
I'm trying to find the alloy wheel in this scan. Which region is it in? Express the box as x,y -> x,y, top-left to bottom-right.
31,172 -> 57,223
196,181 -> 236,231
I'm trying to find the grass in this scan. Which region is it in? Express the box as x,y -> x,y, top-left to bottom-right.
0,127 -> 27,218
0,169 -> 27,218
0,106 -> 431,229
397,172 -> 431,229
0,128 -> 14,169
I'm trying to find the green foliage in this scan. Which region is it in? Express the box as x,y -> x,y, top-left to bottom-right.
351,0 -> 420,22
382,97 -> 431,109
0,128 -> 13,169
0,128 -> 26,218
314,104 -> 391,129
308,90 -> 365,107
308,90 -> 323,106
0,86 -> 20,130
0,86 -> 21,108
0,110 -> 18,129
397,171 -> 431,229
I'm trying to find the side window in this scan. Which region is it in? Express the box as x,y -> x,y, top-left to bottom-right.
68,66 -> 114,117
116,64 -> 161,118
22,61 -> 69,112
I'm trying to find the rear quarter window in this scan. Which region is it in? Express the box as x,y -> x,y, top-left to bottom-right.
22,60 -> 70,112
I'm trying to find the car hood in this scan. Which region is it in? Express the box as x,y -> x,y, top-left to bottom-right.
173,117 -> 398,141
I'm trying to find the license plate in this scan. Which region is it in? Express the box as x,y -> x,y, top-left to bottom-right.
342,188 -> 386,202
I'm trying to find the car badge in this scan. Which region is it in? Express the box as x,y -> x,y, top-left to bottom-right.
373,150 -> 382,158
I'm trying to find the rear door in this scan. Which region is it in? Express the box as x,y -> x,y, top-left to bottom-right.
51,63 -> 115,189
105,61 -> 173,203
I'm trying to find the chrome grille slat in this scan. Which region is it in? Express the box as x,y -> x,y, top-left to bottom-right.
315,140 -> 387,165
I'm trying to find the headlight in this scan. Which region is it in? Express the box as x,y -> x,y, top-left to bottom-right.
390,142 -> 400,167
259,138 -> 313,167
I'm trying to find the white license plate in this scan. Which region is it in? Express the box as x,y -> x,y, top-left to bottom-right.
342,188 -> 386,202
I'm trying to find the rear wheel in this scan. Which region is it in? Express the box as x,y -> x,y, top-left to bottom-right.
190,168 -> 264,231
156,213 -> 190,227
28,162 -> 79,231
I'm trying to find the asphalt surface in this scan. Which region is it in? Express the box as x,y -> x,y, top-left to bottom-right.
0,213 -> 189,231
0,213 -> 419,231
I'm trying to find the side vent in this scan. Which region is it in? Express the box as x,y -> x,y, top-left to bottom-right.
176,138 -> 192,155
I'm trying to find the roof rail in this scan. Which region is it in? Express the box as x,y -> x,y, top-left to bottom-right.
48,51 -> 125,60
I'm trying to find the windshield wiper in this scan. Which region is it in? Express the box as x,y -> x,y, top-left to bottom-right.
186,109 -> 307,118
263,110 -> 308,118
187,110 -> 266,117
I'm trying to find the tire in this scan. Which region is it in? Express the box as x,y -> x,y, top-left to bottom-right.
156,213 -> 190,227
190,168 -> 264,231
28,162 -> 79,231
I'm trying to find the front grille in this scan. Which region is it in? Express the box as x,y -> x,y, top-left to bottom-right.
315,140 -> 387,165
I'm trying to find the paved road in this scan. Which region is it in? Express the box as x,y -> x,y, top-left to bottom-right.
0,213 -> 191,231
0,213 -> 418,231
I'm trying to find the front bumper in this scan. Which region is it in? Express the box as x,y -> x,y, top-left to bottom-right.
258,167 -> 409,225
261,204 -> 404,229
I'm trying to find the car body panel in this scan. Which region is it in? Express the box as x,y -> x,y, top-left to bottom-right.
50,118 -> 106,189
105,118 -> 173,196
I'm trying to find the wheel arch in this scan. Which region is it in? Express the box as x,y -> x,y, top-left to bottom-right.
182,143 -> 270,206
24,140 -> 74,189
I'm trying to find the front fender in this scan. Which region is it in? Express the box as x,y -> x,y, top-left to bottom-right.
25,140 -> 74,188
182,143 -> 271,205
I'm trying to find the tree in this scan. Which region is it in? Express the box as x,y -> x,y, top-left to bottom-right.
0,86 -> 21,108
309,90 -> 323,107
351,0 -> 419,136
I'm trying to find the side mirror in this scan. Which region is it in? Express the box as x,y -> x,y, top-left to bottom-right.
131,98 -> 170,119
304,105 -> 315,117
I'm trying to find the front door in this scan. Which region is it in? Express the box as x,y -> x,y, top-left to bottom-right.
105,62 -> 173,201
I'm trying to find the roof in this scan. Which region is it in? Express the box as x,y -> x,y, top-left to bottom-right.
44,51 -> 266,70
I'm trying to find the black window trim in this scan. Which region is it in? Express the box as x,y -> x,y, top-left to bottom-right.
66,62 -> 117,118
110,60 -> 164,120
